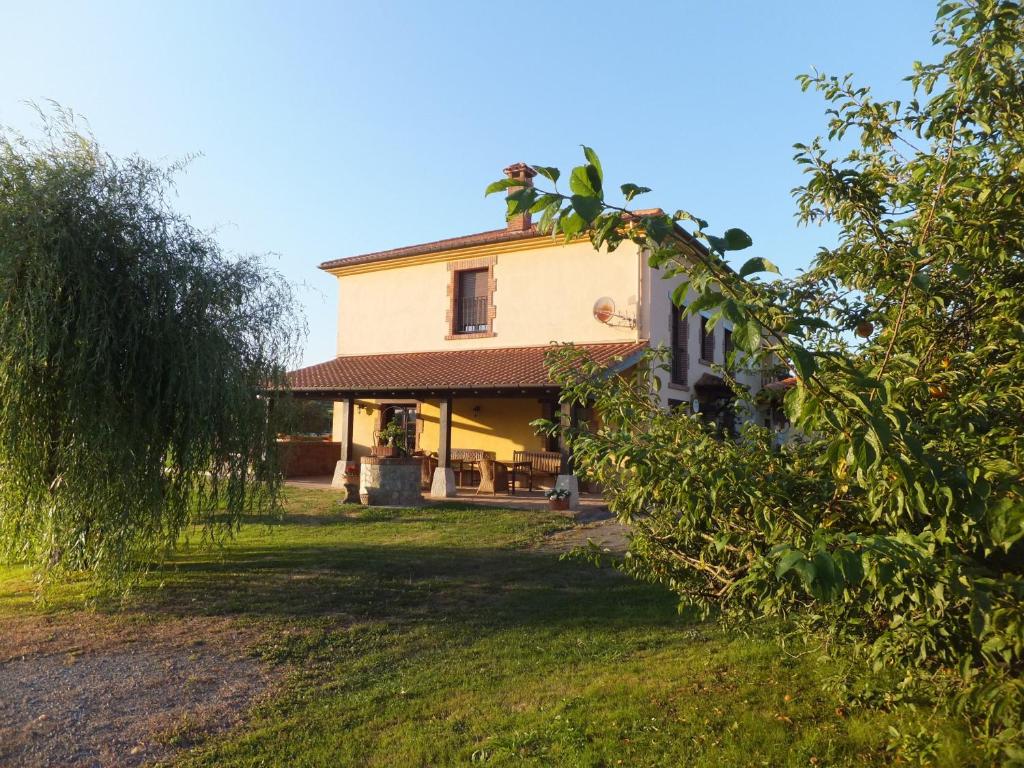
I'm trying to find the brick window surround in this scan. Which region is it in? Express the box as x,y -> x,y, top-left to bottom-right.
446,255 -> 497,340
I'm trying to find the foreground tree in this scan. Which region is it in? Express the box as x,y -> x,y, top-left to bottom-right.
0,112 -> 303,589
489,0 -> 1022,760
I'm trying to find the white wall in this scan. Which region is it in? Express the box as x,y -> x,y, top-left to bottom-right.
644,261 -> 765,421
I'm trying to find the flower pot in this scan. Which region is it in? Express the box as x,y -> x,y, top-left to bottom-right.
371,445 -> 399,459
341,481 -> 361,505
548,497 -> 570,511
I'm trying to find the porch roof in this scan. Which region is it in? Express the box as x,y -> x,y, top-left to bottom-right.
287,341 -> 647,398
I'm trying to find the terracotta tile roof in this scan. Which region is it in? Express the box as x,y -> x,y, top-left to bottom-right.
317,208 -> 715,273
319,226 -> 545,271
765,376 -> 798,391
288,342 -> 647,393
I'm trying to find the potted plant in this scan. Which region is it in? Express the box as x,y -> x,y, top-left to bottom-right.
372,418 -> 406,458
544,487 -> 572,511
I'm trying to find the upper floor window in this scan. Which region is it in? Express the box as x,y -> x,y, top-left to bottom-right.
723,327 -> 733,365
446,257 -> 496,340
699,316 -> 715,363
456,269 -> 488,333
671,304 -> 688,385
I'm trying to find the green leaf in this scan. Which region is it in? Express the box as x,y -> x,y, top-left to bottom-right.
670,282 -> 689,308
687,290 -> 725,314
834,549 -> 864,585
792,558 -> 817,587
582,146 -> 602,182
484,178 -> 518,196
673,210 -> 708,229
738,256 -> 780,278
790,346 -> 817,380
529,193 -> 560,214
570,195 -> 603,224
775,548 -> 806,578
621,183 -> 651,201
533,166 -> 560,184
723,228 -> 753,251
732,319 -> 762,353
570,165 -> 599,197
505,188 -> 535,215
559,212 -> 585,239
644,215 -> 670,244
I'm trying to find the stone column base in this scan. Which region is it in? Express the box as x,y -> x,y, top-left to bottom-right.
430,467 -> 457,498
331,460 -> 347,488
555,474 -> 580,510
332,460 -> 360,504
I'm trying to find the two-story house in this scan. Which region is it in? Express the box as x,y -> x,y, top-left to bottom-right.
287,163 -> 765,504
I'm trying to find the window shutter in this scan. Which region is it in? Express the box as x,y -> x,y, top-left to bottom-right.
458,269 -> 487,300
456,269 -> 489,332
671,305 -> 688,384
700,317 -> 715,362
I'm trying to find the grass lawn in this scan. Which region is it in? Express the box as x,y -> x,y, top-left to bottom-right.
0,487 -> 979,767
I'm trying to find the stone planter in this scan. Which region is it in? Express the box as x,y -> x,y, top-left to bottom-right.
548,497 -> 570,511
359,457 -> 422,507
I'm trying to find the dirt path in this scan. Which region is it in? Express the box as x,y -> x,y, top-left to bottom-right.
0,614 -> 277,768
538,508 -> 630,556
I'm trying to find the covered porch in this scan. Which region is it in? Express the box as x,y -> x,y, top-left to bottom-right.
285,342 -> 646,509
285,475 -> 610,512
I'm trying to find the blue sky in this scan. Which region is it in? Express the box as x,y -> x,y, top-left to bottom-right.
1,1 -> 940,366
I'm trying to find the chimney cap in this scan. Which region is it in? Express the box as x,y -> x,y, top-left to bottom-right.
503,162 -> 537,180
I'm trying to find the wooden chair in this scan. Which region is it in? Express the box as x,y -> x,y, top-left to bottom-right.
511,450 -> 562,491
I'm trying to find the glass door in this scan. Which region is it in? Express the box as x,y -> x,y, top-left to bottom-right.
380,404 -> 417,453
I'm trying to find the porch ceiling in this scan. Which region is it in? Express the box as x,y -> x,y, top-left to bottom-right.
286,341 -> 646,399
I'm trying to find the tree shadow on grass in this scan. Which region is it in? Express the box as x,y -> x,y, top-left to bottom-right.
126,539 -> 678,634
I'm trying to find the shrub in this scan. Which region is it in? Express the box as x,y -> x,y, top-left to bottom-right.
501,1 -> 1024,759
0,109 -> 304,589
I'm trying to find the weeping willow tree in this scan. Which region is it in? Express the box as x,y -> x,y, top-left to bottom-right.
0,111 -> 304,589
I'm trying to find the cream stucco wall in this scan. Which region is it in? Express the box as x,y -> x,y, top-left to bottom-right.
323,234 -> 769,442
332,239 -> 643,355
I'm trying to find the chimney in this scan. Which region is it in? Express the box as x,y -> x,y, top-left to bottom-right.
502,162 -> 537,232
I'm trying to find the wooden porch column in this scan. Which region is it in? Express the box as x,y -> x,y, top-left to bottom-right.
438,395 -> 453,468
558,400 -> 575,474
332,398 -> 356,495
430,395 -> 457,498
338,398 -> 354,463
556,399 -> 580,510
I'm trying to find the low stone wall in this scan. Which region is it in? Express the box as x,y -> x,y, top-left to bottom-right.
359,457 -> 422,507
278,439 -> 341,477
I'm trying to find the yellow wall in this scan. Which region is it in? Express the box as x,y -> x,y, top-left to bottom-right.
331,239 -> 643,355
330,399 -> 382,460
333,397 -> 548,461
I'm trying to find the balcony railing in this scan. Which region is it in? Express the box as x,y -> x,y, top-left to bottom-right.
457,295 -> 488,333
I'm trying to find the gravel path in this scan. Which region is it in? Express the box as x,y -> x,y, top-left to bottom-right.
0,615 -> 276,768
